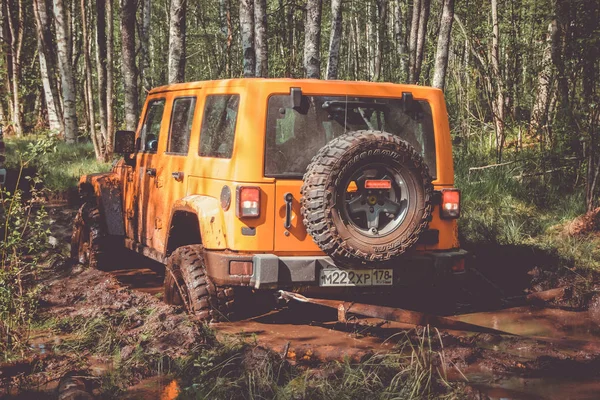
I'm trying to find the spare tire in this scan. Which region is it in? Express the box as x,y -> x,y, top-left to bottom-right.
301,130 -> 433,265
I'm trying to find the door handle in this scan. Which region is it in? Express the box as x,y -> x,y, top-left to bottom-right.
284,192 -> 293,229
171,171 -> 184,181
146,168 -> 156,177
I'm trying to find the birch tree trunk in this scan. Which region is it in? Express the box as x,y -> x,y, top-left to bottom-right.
326,0 -> 343,80
53,0 -> 78,143
303,0 -> 322,79
414,0 -> 430,83
408,0 -> 420,83
240,0 -> 255,77
95,0 -> 108,154
33,0 -> 63,132
529,21 -> 556,137
106,0 -> 115,152
120,0 -> 138,131
7,0 -> 24,137
394,0 -> 408,81
373,0 -> 388,81
254,0 -> 268,77
432,0 -> 454,89
81,0 -> 100,159
141,0 -> 152,92
168,0 -> 186,83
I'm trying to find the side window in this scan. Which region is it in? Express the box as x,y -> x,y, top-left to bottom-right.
168,97 -> 196,154
199,94 -> 240,158
140,99 -> 166,152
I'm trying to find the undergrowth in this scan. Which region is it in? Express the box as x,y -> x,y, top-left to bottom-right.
5,134 -> 111,192
455,144 -> 600,272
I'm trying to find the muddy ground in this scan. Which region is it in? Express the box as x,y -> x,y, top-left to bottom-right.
2,205 -> 600,399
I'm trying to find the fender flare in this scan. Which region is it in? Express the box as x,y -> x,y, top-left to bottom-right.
78,173 -> 125,236
170,195 -> 227,250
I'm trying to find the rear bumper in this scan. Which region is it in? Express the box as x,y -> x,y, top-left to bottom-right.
204,249 -> 470,289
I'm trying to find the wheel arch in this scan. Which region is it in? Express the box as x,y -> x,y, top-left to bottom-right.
167,196 -> 227,256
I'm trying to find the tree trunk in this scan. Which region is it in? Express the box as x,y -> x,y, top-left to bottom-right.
81,0 -> 101,160
240,0 -> 255,77
6,0 -> 23,136
373,0 -> 387,82
491,0 -> 505,160
53,0 -> 78,143
120,0 -> 138,131
106,0 -> 115,153
95,0 -> 108,154
254,0 -> 268,77
33,0 -> 63,133
414,0 -> 430,83
168,0 -> 186,83
408,0 -> 421,83
141,0 -> 152,92
529,21 -> 556,138
394,0 -> 408,81
326,0 -> 342,80
432,0 -> 454,89
303,0 -> 322,79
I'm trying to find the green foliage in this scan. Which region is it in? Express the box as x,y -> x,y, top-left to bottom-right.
0,141 -> 53,360
5,135 -> 111,192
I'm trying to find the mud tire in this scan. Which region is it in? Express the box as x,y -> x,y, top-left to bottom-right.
301,130 -> 433,265
71,203 -> 107,269
164,245 -> 235,322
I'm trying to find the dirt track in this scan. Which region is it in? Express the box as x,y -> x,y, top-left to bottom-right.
6,205 -> 600,399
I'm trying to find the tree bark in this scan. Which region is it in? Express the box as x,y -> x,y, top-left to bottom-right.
106,0 -> 115,153
373,0 -> 388,81
491,0 -> 505,160
240,0 -> 255,77
414,0 -> 430,83
81,0 -> 100,159
33,0 -> 63,133
408,0 -> 421,83
529,21 -> 556,138
141,0 -> 152,92
394,0 -> 408,81
326,0 -> 342,80
6,0 -> 24,136
432,0 -> 454,89
95,0 -> 108,154
120,0 -> 138,131
254,0 -> 268,77
53,0 -> 78,142
303,0 -> 322,79
168,0 -> 186,83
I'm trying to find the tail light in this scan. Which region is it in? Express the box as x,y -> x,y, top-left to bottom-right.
441,189 -> 460,219
237,186 -> 260,218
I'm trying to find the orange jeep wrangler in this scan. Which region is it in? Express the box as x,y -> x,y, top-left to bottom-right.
72,79 -> 466,321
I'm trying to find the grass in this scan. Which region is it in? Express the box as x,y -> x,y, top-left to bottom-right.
5,136 -> 111,192
455,145 -> 600,272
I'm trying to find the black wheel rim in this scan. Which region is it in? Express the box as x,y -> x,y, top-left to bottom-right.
340,163 -> 410,237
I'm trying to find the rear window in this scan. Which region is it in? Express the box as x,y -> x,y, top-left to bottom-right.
199,94 -> 240,158
264,95 -> 436,178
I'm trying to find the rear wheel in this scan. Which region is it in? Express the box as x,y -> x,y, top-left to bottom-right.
164,245 -> 235,322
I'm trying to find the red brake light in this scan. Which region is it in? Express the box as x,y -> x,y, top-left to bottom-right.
365,180 -> 392,189
237,186 -> 260,218
441,189 -> 460,219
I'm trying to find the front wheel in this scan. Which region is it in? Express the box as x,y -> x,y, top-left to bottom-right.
71,204 -> 106,269
164,245 -> 235,322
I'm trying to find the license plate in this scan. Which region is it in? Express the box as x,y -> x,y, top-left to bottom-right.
319,268 -> 393,287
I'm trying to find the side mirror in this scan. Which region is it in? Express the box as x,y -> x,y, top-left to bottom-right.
114,130 -> 136,154
0,168 -> 6,186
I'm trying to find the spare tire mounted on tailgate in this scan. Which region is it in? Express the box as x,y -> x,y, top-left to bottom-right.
301,130 -> 433,265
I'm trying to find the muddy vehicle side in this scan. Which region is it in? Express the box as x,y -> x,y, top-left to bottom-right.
73,79 -> 466,320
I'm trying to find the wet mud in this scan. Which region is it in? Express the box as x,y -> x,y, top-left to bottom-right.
5,204 -> 600,399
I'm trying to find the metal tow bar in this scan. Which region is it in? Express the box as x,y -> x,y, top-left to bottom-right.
278,290 -> 516,336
